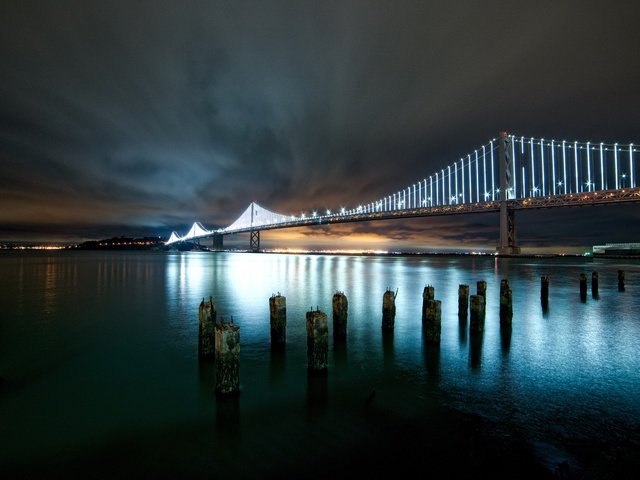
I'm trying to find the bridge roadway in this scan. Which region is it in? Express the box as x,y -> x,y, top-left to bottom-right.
221,186 -> 640,236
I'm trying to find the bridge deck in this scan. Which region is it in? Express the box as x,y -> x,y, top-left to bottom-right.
220,187 -> 640,235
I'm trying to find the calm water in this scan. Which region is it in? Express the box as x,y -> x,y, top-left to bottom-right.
1,251 -> 639,478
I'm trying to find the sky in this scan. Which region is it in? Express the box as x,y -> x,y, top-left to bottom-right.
1,0 -> 639,252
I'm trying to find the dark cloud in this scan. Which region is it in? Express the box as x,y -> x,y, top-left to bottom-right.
1,0 -> 639,249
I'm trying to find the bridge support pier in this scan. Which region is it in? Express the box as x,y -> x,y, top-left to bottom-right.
250,230 -> 260,253
497,204 -> 521,255
212,234 -> 224,251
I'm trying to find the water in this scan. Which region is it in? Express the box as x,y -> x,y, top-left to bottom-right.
1,251 -> 639,478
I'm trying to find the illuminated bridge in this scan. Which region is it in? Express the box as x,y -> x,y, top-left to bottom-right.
167,132 -> 640,254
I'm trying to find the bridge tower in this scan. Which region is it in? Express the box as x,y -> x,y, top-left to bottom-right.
497,131 -> 521,255
250,202 -> 260,253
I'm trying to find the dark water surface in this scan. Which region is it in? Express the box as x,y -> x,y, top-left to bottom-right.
1,251 -> 639,479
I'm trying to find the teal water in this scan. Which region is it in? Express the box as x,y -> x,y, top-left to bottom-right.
1,251 -> 639,478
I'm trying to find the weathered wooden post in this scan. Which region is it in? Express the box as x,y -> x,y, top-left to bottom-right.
423,299 -> 442,343
469,294 -> 485,333
215,321 -> 240,395
422,285 -> 435,323
477,280 -> 487,300
591,271 -> 599,298
269,293 -> 286,346
198,297 -> 216,358
499,279 -> 512,327
580,273 -> 588,302
618,270 -> 625,292
382,289 -> 397,331
306,309 -> 328,372
458,284 -> 469,318
541,275 -> 549,308
332,292 -> 348,339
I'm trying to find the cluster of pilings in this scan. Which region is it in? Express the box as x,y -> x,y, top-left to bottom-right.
542,270 -> 626,306
198,297 -> 240,396
269,291 -> 349,370
198,269 -> 628,394
469,281 -> 487,334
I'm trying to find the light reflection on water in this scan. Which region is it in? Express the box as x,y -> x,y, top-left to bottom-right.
1,251 -> 639,475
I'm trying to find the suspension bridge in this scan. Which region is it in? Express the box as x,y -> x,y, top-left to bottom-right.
166,131 -> 640,254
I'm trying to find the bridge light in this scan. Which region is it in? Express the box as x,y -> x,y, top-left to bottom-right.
326,209 -> 331,215
312,211 -> 317,217
301,213 -> 306,219
340,207 -> 345,214
484,192 -> 490,199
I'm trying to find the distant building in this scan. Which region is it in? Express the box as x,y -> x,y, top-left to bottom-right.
592,243 -> 640,257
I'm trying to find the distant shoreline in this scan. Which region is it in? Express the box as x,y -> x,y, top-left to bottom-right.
2,240 -> 640,260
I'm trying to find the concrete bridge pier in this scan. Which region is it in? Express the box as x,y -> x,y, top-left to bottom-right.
497,205 -> 521,255
212,234 -> 224,251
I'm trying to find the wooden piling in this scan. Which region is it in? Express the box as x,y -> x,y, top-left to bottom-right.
541,275 -> 549,307
422,285 -> 435,323
198,297 -> 216,358
499,279 -> 512,327
382,289 -> 397,331
332,292 -> 348,338
469,294 -> 485,333
477,280 -> 487,299
215,322 -> 240,395
306,310 -> 328,372
269,294 -> 287,346
423,299 -> 441,343
458,284 -> 469,318
580,273 -> 587,301
591,271 -> 599,298
618,270 -> 625,292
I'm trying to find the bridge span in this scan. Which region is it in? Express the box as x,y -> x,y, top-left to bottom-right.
167,131 -> 639,254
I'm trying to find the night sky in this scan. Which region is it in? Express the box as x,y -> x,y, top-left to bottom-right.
2,0 -> 639,251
